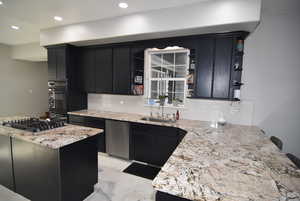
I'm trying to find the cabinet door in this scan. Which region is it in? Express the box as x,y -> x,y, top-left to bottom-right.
48,48 -> 57,81
133,130 -> 154,164
113,47 -> 131,94
80,48 -> 95,92
0,135 -> 14,191
212,37 -> 233,99
56,47 -> 67,81
153,135 -> 178,166
194,37 -> 214,98
95,48 -> 113,93
132,124 -> 180,166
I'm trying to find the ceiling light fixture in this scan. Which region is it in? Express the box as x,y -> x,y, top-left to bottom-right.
118,2 -> 128,9
11,25 -> 20,30
0,1 -> 3,5
54,16 -> 63,21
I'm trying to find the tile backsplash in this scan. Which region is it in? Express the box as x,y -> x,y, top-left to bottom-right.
88,94 -> 254,125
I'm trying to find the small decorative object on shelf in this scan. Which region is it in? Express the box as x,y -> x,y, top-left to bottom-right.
233,80 -> 244,87
234,62 -> 243,71
237,39 -> 244,52
233,89 -> 241,100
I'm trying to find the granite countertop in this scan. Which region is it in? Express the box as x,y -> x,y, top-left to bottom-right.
0,116 -> 103,149
69,110 -> 300,201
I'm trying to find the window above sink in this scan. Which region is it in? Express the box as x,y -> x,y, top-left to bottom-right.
144,47 -> 190,108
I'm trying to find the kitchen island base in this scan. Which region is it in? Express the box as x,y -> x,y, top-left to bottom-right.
11,134 -> 99,201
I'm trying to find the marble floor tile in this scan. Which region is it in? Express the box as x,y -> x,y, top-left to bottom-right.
0,185 -> 29,201
85,154 -> 156,201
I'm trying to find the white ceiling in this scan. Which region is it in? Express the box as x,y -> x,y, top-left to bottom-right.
0,0 -> 209,45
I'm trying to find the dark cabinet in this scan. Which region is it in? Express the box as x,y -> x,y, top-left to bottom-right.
213,37 -> 233,99
95,48 -> 113,93
47,46 -> 67,81
194,37 -> 215,98
0,135 -> 14,191
56,47 -> 67,81
80,48 -> 96,93
47,48 -> 57,81
132,124 -> 182,166
68,114 -> 106,153
11,135 -> 98,201
113,47 -> 131,94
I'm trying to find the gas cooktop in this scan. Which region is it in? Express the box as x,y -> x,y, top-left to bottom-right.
2,118 -> 65,132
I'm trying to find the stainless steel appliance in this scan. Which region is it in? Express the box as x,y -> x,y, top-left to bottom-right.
2,118 -> 66,132
48,81 -> 67,118
105,120 -> 130,160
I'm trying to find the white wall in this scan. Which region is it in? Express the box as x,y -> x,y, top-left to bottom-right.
40,0 -> 261,46
242,0 -> 300,157
0,44 -> 48,117
89,0 -> 300,157
11,42 -> 47,62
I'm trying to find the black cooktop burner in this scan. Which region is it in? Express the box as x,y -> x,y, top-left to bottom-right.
2,118 -> 65,132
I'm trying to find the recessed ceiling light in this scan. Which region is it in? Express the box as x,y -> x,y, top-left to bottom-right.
54,16 -> 63,21
118,2 -> 128,9
0,1 -> 3,5
11,25 -> 20,30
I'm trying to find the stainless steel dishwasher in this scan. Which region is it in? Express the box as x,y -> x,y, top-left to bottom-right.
105,120 -> 130,160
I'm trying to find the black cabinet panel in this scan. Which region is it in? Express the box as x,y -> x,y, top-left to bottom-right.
132,123 -> 180,166
48,48 -> 57,81
194,37 -> 215,98
0,135 -> 14,191
81,48 -> 96,93
213,37 -> 233,99
68,114 -> 106,153
113,47 -> 131,94
12,139 -> 60,201
56,47 -> 67,81
95,48 -> 113,93
133,130 -> 154,164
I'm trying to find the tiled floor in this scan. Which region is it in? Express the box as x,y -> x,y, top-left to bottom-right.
0,154 -> 156,201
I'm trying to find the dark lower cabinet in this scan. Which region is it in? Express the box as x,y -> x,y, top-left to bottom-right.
0,135 -> 14,191
132,123 -> 183,167
11,135 -> 98,201
69,114 -> 106,153
156,191 -> 192,201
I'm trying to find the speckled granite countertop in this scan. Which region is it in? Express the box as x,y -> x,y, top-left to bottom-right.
0,116 -> 103,149
69,110 -> 300,201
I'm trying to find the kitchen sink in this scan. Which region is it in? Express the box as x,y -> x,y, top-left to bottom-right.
140,117 -> 176,123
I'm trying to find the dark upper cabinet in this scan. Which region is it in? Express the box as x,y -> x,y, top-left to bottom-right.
55,32 -> 247,100
80,48 -> 96,93
113,47 -> 131,95
47,48 -> 57,81
212,37 -> 233,99
55,47 -> 67,81
47,46 -> 67,81
95,48 -> 113,93
194,37 -> 215,98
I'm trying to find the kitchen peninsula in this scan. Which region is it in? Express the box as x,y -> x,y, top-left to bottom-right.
69,110 -> 300,201
0,116 -> 103,201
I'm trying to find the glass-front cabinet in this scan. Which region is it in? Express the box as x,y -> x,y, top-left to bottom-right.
144,47 -> 190,107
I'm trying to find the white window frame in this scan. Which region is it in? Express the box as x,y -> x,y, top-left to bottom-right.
144,47 -> 190,108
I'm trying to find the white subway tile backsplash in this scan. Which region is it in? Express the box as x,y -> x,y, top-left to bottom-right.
88,94 -> 254,125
